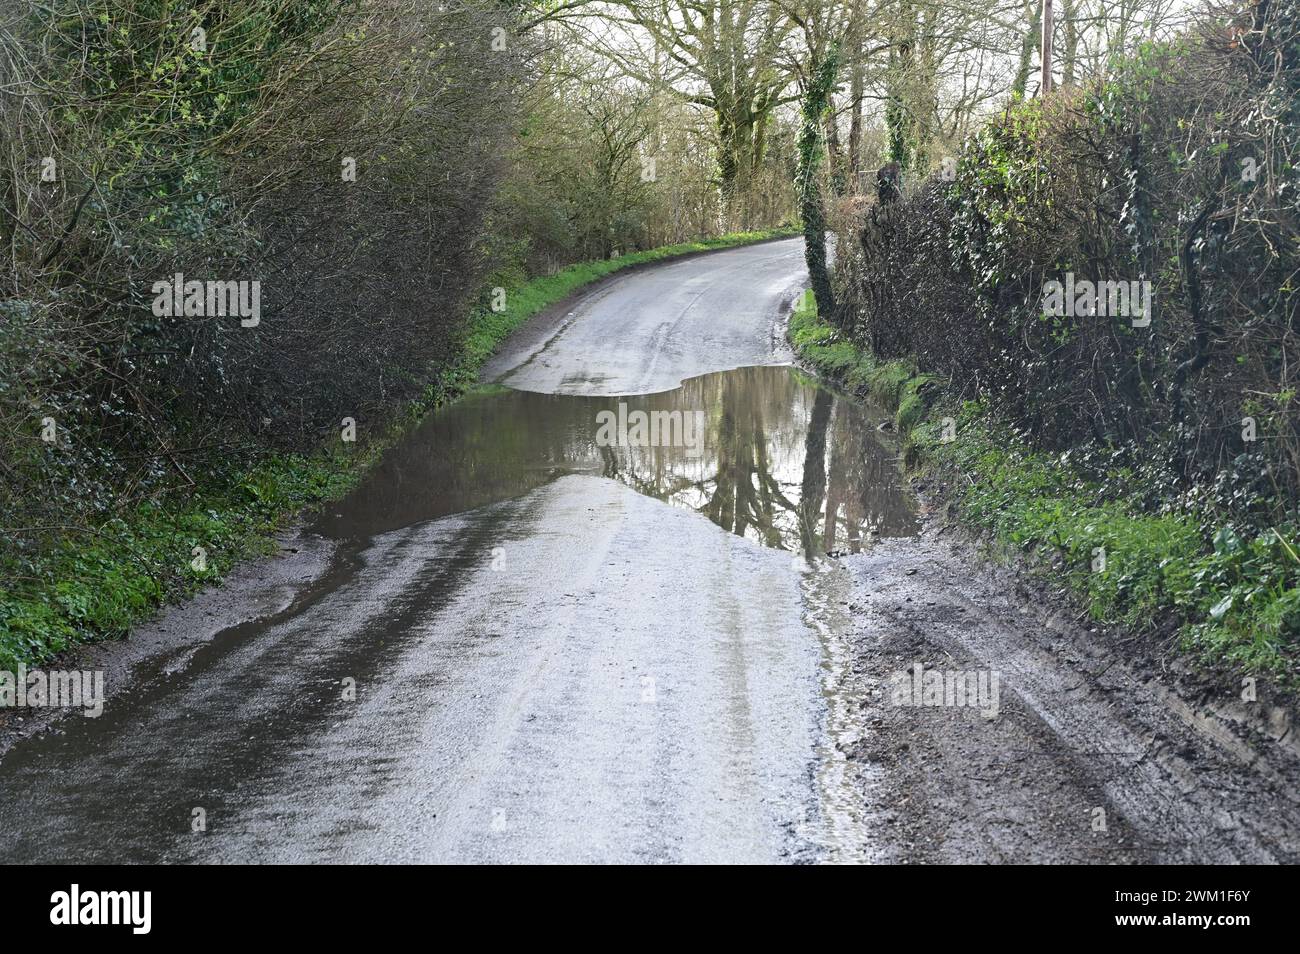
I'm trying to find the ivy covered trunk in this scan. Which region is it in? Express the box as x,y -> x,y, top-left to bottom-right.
797,45 -> 839,325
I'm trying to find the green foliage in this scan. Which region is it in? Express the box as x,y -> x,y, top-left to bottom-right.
0,451 -> 355,672
790,289 -> 858,372
1182,527 -> 1300,674
842,15 -> 1300,530
824,5 -> 1300,686
917,414 -> 1300,680
789,292 -> 932,432
794,281 -> 1300,682
2,0 -> 529,550
947,97 -> 1050,292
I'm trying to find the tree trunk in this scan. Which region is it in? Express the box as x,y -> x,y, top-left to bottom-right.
824,92 -> 846,197
798,45 -> 840,323
885,15 -> 916,171
717,107 -> 762,228
847,55 -> 865,190
1062,0 -> 1080,87
1012,2 -> 1042,99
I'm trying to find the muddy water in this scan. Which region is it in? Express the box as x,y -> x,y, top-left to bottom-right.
311,363 -> 918,861
0,365 -> 917,863
318,365 -> 916,553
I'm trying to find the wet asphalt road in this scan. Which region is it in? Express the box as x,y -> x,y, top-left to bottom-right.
2,480 -> 819,863
482,238 -> 803,395
0,237 -> 895,863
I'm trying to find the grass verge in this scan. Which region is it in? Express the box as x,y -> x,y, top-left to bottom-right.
0,228 -> 796,672
789,291 -> 1300,683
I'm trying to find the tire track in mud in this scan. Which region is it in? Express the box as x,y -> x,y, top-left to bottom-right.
841,517 -> 1300,864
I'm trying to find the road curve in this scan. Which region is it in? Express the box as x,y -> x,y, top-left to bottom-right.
483,238 -> 805,395
0,237 -> 839,864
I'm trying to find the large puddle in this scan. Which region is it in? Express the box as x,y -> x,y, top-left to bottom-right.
318,365 -> 917,552
0,364 -> 918,864
317,362 -> 919,861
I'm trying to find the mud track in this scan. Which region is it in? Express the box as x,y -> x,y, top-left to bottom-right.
836,498 -> 1300,863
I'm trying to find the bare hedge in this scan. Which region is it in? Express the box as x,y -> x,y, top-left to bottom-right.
1,0 -> 529,535
836,0 -> 1299,524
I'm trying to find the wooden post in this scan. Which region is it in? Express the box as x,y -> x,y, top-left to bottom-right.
1040,0 -> 1054,95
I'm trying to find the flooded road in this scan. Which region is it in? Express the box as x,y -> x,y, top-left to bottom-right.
319,366 -> 916,550
0,349 -> 917,861
4,236 -> 1291,865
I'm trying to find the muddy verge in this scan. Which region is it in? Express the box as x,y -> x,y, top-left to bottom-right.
0,528 -> 335,760
838,493 -> 1300,863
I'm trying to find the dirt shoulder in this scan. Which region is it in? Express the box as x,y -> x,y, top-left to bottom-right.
784,287 -> 1300,862
837,493 -> 1300,863
0,527 -> 336,761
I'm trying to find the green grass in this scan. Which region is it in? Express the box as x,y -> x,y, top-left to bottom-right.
0,452 -> 360,671
0,228 -> 795,673
789,290 -> 932,443
917,412 -> 1300,679
789,289 -> 1300,682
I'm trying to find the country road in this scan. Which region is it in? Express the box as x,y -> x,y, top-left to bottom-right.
480,237 -> 804,395
2,237 -> 1298,864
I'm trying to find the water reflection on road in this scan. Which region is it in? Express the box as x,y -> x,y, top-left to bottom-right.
319,365 -> 917,552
